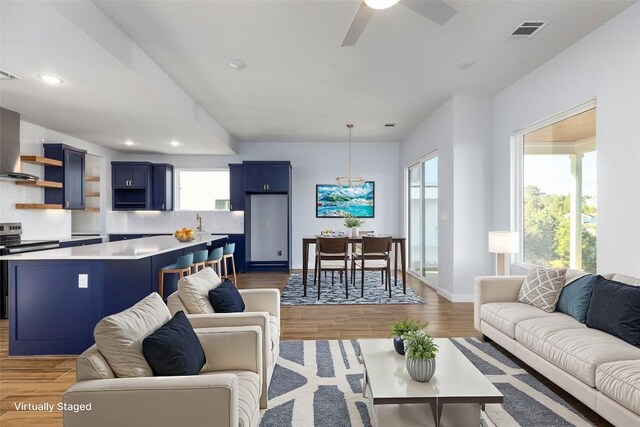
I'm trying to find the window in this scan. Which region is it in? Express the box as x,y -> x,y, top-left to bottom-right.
520,106 -> 597,272
176,169 -> 230,211
408,153 -> 439,285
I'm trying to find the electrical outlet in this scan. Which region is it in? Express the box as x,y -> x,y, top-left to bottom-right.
277,250 -> 282,256
78,274 -> 89,289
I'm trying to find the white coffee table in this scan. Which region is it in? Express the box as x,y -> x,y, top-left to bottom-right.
359,339 -> 503,427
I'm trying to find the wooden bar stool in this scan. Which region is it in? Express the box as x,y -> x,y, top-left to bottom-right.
222,243 -> 237,285
191,250 -> 208,273
158,253 -> 193,298
204,247 -> 224,276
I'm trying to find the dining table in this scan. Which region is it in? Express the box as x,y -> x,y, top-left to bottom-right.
302,235 -> 407,297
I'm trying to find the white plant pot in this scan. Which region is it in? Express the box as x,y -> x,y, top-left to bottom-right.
406,357 -> 436,382
349,227 -> 359,238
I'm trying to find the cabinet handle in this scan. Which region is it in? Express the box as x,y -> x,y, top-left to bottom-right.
267,184 -> 270,190
65,200 -> 69,208
161,203 -> 165,210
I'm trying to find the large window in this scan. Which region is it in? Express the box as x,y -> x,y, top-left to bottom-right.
520,106 -> 597,272
408,153 -> 439,284
176,169 -> 230,211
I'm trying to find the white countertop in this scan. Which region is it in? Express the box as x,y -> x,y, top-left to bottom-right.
0,234 -> 227,260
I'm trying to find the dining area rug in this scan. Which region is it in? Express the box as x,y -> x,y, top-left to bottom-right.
281,272 -> 425,305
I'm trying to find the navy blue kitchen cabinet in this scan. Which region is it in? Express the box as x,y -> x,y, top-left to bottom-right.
43,144 -> 86,209
243,161 -> 291,193
229,163 -> 245,211
112,162 -> 151,188
152,163 -> 174,211
111,162 -> 156,210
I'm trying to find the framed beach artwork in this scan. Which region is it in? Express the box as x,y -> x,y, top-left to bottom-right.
316,182 -> 375,218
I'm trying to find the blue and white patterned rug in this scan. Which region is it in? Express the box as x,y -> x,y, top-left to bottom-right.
260,338 -> 593,427
281,272 -> 425,305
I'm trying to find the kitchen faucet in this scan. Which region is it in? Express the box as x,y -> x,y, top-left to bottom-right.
196,214 -> 203,232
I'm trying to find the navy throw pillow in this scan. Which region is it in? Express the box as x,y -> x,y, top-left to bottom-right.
556,274 -> 596,323
208,279 -> 245,313
142,311 -> 206,376
585,276 -> 640,346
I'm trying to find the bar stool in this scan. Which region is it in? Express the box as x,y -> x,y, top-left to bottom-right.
158,253 -> 193,298
191,250 -> 208,273
222,243 -> 237,285
204,247 -> 224,276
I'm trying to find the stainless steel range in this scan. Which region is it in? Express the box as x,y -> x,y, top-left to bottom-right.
0,223 -> 60,318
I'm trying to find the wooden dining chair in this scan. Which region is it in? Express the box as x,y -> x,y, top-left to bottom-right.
314,237 -> 349,299
352,236 -> 393,298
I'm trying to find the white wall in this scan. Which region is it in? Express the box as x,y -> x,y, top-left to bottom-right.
400,99 -> 455,298
114,141 -> 401,268
493,2 -> 640,276
0,121 -> 114,239
399,96 -> 494,302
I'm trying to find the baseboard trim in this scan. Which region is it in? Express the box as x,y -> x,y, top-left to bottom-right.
437,288 -> 473,302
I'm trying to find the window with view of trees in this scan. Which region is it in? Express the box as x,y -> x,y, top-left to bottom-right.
522,107 -> 597,273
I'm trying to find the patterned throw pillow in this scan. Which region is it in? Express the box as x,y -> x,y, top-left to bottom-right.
518,267 -> 567,312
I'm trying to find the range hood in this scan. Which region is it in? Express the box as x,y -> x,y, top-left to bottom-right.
0,107 -> 42,181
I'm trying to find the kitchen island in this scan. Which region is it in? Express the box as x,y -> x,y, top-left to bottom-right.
1,234 -> 227,356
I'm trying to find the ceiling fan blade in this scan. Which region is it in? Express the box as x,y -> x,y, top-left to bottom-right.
341,1 -> 375,47
401,0 -> 457,26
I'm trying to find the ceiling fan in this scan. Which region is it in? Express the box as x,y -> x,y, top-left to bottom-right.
342,0 -> 457,47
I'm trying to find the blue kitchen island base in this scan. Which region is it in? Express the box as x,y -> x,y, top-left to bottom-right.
5,235 -> 225,356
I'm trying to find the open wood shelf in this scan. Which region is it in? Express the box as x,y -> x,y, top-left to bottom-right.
20,156 -> 63,167
85,176 -> 100,182
85,192 -> 100,197
15,203 -> 63,210
15,180 -> 63,189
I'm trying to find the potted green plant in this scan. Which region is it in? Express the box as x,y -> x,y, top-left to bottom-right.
390,319 -> 428,355
404,331 -> 439,382
343,213 -> 364,237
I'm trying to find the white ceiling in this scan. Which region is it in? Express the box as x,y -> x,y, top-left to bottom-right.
0,1 -> 635,153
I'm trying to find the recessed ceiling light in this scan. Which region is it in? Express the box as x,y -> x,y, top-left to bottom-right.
230,59 -> 247,70
38,74 -> 63,85
170,140 -> 180,146
123,140 -> 134,146
456,59 -> 477,70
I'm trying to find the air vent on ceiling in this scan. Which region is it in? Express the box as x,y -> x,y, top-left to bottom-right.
384,123 -> 396,127
507,21 -> 548,41
0,69 -> 21,80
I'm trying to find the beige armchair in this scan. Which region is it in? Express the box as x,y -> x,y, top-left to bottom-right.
64,326 -> 263,427
166,268 -> 280,409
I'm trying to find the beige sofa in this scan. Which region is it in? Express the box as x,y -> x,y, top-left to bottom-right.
474,273 -> 640,427
167,268 -> 280,409
64,292 -> 263,427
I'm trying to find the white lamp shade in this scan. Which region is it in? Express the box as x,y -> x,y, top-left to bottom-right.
488,231 -> 520,254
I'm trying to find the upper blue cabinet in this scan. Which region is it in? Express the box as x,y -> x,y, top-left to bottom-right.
112,161 -> 172,211
43,144 -> 86,210
152,163 -> 174,211
243,161 -> 291,193
229,163 -> 245,211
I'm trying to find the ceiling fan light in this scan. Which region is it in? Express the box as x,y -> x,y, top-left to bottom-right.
364,0 -> 400,10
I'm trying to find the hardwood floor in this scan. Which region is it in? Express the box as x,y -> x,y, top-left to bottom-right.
0,271 -> 610,426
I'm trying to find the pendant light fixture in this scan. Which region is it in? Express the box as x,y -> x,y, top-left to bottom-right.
336,123 -> 365,188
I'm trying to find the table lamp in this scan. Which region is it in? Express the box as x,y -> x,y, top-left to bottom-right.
488,231 -> 519,275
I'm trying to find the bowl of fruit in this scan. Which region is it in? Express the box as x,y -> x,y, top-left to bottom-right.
174,227 -> 196,242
